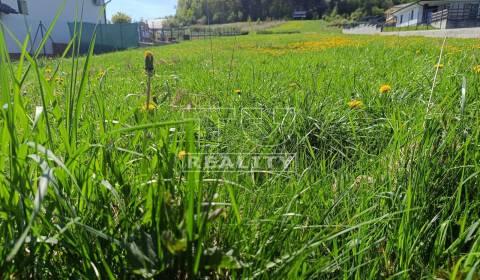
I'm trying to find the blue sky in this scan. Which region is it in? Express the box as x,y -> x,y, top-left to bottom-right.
106,0 -> 177,21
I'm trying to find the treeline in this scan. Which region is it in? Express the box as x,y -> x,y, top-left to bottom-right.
174,0 -> 412,25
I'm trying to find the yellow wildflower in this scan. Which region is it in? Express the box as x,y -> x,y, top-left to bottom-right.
142,102 -> 157,112
178,150 -> 187,160
144,50 -> 154,59
379,84 -> 392,94
98,70 -> 106,79
45,67 -> 52,74
234,89 -> 241,95
55,77 -> 65,85
473,65 -> 480,74
434,63 -> 444,70
348,100 -> 364,109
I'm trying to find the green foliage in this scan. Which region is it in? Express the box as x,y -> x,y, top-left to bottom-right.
350,8 -> 366,21
175,0 -> 413,25
111,12 -> 132,24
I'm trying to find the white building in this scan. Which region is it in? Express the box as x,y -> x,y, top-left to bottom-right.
388,1 -> 480,29
0,0 -> 106,55
388,2 -> 423,27
146,18 -> 167,29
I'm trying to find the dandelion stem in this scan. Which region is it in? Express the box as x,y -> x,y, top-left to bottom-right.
146,74 -> 151,107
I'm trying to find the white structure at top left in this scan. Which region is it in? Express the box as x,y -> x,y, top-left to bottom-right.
0,0 -> 106,55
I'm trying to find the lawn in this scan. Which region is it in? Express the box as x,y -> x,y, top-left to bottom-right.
1,20 -> 479,279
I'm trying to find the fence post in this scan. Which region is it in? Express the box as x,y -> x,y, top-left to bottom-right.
138,23 -> 141,44
120,24 -> 124,50
441,9 -> 444,29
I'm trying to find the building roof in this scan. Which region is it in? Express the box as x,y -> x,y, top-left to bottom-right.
0,3 -> 18,14
389,2 -> 422,15
146,19 -> 167,29
385,3 -> 411,16
293,11 -> 307,18
389,3 -> 412,10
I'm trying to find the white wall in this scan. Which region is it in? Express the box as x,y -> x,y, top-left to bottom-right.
343,24 -> 381,34
27,0 -> 105,25
2,0 -> 19,8
396,5 -> 423,27
0,0 -> 105,54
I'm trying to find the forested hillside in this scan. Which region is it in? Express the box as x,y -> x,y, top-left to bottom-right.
175,0 -> 413,24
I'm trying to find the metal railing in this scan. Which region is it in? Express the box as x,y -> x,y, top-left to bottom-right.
429,5 -> 480,28
139,25 -> 247,44
446,6 -> 478,20
431,9 -> 448,22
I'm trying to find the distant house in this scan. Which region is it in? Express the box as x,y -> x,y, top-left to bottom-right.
147,18 -> 167,29
387,0 -> 480,29
385,3 -> 411,24
0,0 -> 106,55
139,18 -> 171,43
292,10 -> 307,20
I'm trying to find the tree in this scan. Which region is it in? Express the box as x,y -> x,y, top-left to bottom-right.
174,0 -> 412,25
111,12 -> 132,24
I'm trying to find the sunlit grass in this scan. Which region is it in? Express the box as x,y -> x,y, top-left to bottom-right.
0,19 -> 479,278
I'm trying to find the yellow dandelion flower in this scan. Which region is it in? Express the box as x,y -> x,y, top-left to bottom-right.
434,63 -> 444,69
234,89 -> 241,95
144,50 -> 154,59
473,65 -> 480,74
142,102 -> 157,112
45,67 -> 52,74
55,77 -> 65,85
178,150 -> 187,160
379,84 -> 392,94
348,100 -> 364,109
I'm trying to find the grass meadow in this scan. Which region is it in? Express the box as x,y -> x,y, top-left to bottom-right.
1,20 -> 480,278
